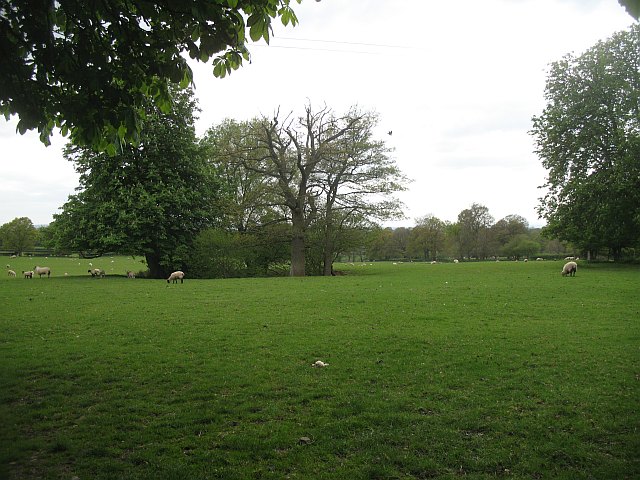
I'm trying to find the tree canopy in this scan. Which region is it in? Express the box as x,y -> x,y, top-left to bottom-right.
619,0 -> 640,19
0,217 -> 37,254
49,88 -> 225,277
531,24 -> 640,259
455,203 -> 494,259
0,0 -> 301,152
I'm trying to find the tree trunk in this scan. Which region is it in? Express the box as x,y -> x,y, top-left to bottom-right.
146,252 -> 165,279
322,240 -> 334,276
290,210 -> 305,277
322,224 -> 334,276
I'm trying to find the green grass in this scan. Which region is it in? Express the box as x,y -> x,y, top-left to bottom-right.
3,254 -> 146,279
1,259 -> 638,479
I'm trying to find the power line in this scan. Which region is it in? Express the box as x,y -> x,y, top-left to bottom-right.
251,36 -> 422,55
274,36 -> 419,50
252,43 -> 381,55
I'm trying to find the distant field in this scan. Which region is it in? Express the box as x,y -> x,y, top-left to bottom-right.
2,255 -> 147,279
1,260 -> 638,479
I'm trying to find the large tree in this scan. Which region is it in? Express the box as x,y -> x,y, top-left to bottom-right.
0,0 -> 301,152
456,203 -> 494,259
491,214 -> 529,249
49,88 -> 223,277
213,105 -> 400,276
408,215 -> 447,261
531,24 -> 640,260
0,217 -> 37,254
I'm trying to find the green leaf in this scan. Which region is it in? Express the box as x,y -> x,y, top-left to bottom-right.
191,25 -> 200,41
105,143 -> 117,157
179,66 -> 193,88
249,19 -> 267,42
117,123 -> 127,140
213,61 -> 227,78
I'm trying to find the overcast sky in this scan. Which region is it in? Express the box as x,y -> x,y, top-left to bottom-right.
0,0 -> 635,228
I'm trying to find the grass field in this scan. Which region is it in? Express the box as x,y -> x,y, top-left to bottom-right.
1,258 -> 638,479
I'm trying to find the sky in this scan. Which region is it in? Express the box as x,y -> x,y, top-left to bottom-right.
0,0 -> 635,228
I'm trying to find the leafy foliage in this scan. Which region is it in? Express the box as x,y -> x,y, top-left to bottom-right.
0,217 -> 37,254
49,89 -> 224,277
189,225 -> 290,278
0,0 -> 301,151
201,119 -> 284,233
531,25 -> 640,259
619,0 -> 640,19
455,203 -> 495,259
408,215 -> 448,261
501,235 -> 540,260
491,215 -> 528,245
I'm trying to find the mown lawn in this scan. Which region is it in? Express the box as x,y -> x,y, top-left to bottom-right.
1,259 -> 638,479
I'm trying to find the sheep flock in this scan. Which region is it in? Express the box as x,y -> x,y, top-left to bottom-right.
4,256 -> 585,283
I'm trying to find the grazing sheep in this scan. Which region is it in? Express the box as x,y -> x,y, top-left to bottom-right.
88,268 -> 106,278
22,270 -> 33,279
536,257 -> 544,261
167,271 -> 185,284
34,266 -> 51,278
453,259 -> 459,264
127,270 -> 136,279
312,360 -> 329,367
564,256 -> 575,261
561,261 -> 578,277
8,270 -> 16,277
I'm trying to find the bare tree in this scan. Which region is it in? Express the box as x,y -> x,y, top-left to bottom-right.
208,105 -> 408,276
314,108 -> 407,275
240,105 -> 363,276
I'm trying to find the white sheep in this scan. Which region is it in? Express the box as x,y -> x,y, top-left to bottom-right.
8,270 -> 16,277
34,266 -> 51,278
564,256 -> 575,261
536,258 -> 544,261
127,270 -> 136,279
167,271 -> 185,284
453,259 -> 459,264
22,270 -> 33,279
88,268 -> 106,278
312,360 -> 329,367
561,261 -> 578,277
